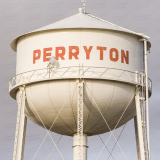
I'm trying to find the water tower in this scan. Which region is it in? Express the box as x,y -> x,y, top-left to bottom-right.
9,2 -> 152,160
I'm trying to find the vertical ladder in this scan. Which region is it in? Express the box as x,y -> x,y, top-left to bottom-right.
77,80 -> 84,160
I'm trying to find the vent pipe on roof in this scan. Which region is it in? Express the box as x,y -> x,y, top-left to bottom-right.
81,0 -> 86,14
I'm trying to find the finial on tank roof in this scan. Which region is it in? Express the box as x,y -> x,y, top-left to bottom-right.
79,8 -> 83,13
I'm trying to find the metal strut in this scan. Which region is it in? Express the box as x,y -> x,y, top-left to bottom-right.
77,80 -> 84,160
134,69 -> 150,160
135,87 -> 146,160
134,38 -> 151,160
144,40 -> 150,160
13,86 -> 27,160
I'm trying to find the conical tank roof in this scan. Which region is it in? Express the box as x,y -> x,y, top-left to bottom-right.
10,11 -> 149,52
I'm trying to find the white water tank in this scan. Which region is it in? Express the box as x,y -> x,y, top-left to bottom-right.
9,11 -> 151,136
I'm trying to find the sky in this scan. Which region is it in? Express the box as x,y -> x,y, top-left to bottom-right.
0,0 -> 160,159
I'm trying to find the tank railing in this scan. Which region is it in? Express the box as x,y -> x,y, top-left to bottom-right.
9,66 -> 152,94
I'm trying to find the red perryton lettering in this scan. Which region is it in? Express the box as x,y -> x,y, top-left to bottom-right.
33,46 -> 129,64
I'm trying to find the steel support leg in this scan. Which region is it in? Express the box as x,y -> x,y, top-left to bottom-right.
75,80 -> 84,160
144,40 -> 150,160
135,89 -> 145,160
13,86 -> 27,160
73,134 -> 87,160
134,116 -> 140,160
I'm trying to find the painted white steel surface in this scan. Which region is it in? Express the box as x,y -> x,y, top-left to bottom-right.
13,87 -> 27,160
135,89 -> 145,160
134,116 -> 140,160
77,81 -> 84,160
10,13 -> 149,52
9,11 -> 152,160
144,40 -> 150,160
16,29 -> 143,75
73,134 -> 87,160
17,79 -> 136,136
14,19 -> 144,136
